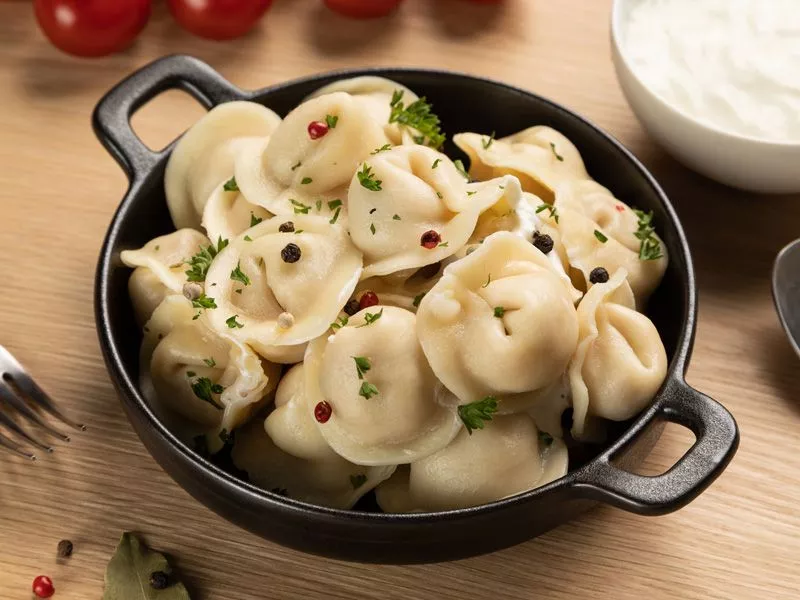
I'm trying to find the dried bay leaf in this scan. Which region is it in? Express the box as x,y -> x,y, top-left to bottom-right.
103,532 -> 191,600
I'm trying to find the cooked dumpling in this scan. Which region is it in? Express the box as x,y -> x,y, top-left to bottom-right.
353,263 -> 443,313
454,127 -> 590,202
376,413 -> 568,512
545,183 -> 668,306
569,269 -> 668,438
306,76 -> 421,145
232,418 -> 395,509
234,92 -> 389,219
165,101 -> 282,230
304,306 -> 462,466
149,298 -> 281,452
122,229 -> 210,325
202,215 -> 362,362
417,232 -> 579,405
348,145 -> 522,278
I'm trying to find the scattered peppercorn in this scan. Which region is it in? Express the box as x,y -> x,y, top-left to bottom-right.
418,262 -> 441,279
314,401 -> 332,423
359,291 -> 379,310
532,231 -> 554,255
589,267 -> 610,284
343,299 -> 361,316
149,571 -> 170,590
278,221 -> 295,233
277,312 -> 295,329
281,243 -> 302,263
57,539 -> 73,559
420,230 -> 442,249
308,121 -> 329,140
32,576 -> 55,599
182,282 -> 204,301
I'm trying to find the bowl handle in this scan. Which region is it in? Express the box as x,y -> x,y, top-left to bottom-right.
570,379 -> 739,515
92,55 -> 243,183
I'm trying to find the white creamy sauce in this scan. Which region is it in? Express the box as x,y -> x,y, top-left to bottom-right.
623,0 -> 800,142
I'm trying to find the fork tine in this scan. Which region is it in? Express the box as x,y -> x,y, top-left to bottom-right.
0,408 -> 53,453
0,429 -> 36,460
0,381 -> 70,442
3,373 -> 85,432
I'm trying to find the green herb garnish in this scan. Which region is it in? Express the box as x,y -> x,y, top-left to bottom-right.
203,358 -> 216,367
594,230 -> 608,243
329,208 -> 342,224
388,90 -> 446,148
358,309 -> 383,327
482,131 -> 496,149
371,144 -> 392,155
250,212 -> 262,227
550,142 -> 564,162
185,237 -> 229,282
328,199 -> 343,210
352,356 -> 371,380
301,177 -> 313,185
226,315 -> 244,329
191,377 -> 224,409
230,261 -> 251,286
535,203 -> 560,224
412,292 -> 426,308
357,164 -> 382,191
223,176 -> 239,192
291,161 -> 302,171
432,158 -> 441,169
290,198 -> 310,214
482,274 -> 491,288
325,114 -> 339,129
458,396 -> 498,434
392,214 -> 401,220
359,381 -> 379,400
370,223 -> 376,235
244,235 -> 253,242
493,306 -> 505,318
453,159 -> 470,180
330,315 -> 349,330
632,208 -> 664,261
192,294 -> 217,310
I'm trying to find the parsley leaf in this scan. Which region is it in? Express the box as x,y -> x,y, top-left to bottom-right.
358,164 -> 382,191
482,131 -> 496,149
632,208 -> 664,261
328,199 -> 343,210
370,223 -> 376,235
493,306 -> 506,318
226,315 -> 244,329
244,235 -> 253,242
535,203 -> 560,224
358,309 -> 383,327
371,144 -> 392,155
203,358 -> 217,367
230,261 -> 251,286
191,377 -> 224,410
458,396 -> 498,434
330,315 -> 349,330
192,294 -> 217,310
325,114 -> 339,129
350,474 -> 368,489
392,214 -> 401,220
482,274 -> 491,288
185,237 -> 229,282
352,356 -> 371,380
329,207 -> 342,224
359,381 -> 379,400
594,230 -> 608,243
453,159 -> 470,180
301,177 -> 313,185
289,198 -> 310,214
432,158 -> 441,169
412,292 -> 426,308
250,212 -> 262,227
550,142 -> 564,162
389,91 -> 446,148
223,176 -> 239,192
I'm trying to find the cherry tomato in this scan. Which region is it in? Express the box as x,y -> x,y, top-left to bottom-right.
34,0 -> 151,58
324,0 -> 403,19
167,0 -> 273,41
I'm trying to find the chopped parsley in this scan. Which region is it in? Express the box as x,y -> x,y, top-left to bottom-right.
191,377 -> 224,410
493,306 -> 506,318
223,176 -> 239,192
458,396 -> 498,434
352,356 -> 371,379
632,208 -> 664,261
371,144 -> 392,155
328,199 -> 343,210
250,213 -> 263,227
244,235 -> 253,242
226,315 -> 244,329
359,381 -> 379,400
357,164 -> 382,191
388,90 -> 446,148
330,315 -> 349,330
316,200 -> 323,212
594,230 -> 608,243
549,142 -> 564,162
453,159 -> 470,180
370,223 -> 376,235
482,274 -> 491,288
325,114 -> 339,129
301,177 -> 313,185
412,292 -> 426,308
436,191 -> 443,199
192,294 -> 217,310
329,208 -> 342,224
186,371 -> 196,378
291,161 -> 302,171
230,261 -> 251,286
350,474 -> 368,489
185,237 -> 229,282
467,190 -> 477,196
358,309 -> 383,327
289,198 -> 310,214
392,214 -> 401,220
438,241 -> 449,247
203,358 -> 217,367
432,158 -> 441,169
535,203 -> 560,224
482,131 -> 496,149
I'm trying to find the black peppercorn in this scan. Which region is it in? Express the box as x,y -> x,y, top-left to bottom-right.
343,299 -> 361,316
278,221 -> 295,233
589,267 -> 610,284
532,231 -> 554,255
281,243 -> 302,263
150,571 -> 170,590
57,539 -> 73,558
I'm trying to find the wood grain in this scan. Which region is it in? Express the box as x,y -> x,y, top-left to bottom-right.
1,1 -> 799,598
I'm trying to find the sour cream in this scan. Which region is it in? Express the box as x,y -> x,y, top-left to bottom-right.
622,0 -> 800,142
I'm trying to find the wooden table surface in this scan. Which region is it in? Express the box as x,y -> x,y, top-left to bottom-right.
1,1 -> 799,598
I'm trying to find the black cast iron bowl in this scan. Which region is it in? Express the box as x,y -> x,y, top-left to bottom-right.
93,55 -> 739,564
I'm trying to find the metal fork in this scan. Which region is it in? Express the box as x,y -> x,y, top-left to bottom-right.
0,344 -> 85,460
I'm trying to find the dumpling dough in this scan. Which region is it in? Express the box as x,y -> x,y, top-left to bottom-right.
454,126 -> 590,202
417,232 -> 579,404
304,306 -> 462,466
122,229 -> 210,325
353,263 -> 444,313
148,296 -> 281,452
232,418 -> 395,510
306,76 -> 421,144
376,413 -> 568,512
348,144 -> 523,278
569,269 -> 668,438
165,101 -> 282,229
547,181 -> 668,307
203,215 -> 362,362
234,92 -> 389,219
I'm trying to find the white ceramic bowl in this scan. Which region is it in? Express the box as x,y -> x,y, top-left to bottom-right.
610,0 -> 800,194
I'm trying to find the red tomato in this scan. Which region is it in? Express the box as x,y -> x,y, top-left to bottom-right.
324,0 -> 403,19
34,0 -> 151,58
167,0 -> 273,41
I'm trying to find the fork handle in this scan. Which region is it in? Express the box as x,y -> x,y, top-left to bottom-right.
92,55 -> 245,183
